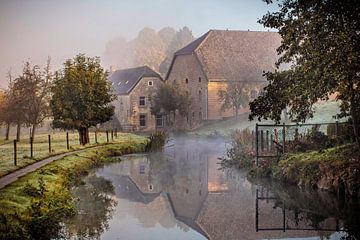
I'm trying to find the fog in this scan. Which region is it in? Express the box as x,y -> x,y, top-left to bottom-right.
0,0 -> 277,89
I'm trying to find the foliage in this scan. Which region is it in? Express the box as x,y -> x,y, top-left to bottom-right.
145,131 -> 167,152
0,136 -> 147,240
150,82 -> 192,126
327,121 -> 355,143
218,81 -> 249,117
249,0 -> 360,146
219,129 -> 255,169
50,54 -> 115,145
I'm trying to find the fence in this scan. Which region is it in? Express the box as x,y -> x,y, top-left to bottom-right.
253,121 -> 351,166
0,129 -> 119,176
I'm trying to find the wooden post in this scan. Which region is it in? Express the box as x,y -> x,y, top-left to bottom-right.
335,121 -> 339,140
255,124 -> 259,166
30,137 -> 33,158
251,130 -> 255,150
48,134 -> 51,153
106,130 -> 109,143
111,130 -> 114,141
260,130 -> 264,152
14,140 -> 17,166
266,130 -> 269,151
66,132 -> 69,150
282,123 -> 286,153
95,131 -> 98,144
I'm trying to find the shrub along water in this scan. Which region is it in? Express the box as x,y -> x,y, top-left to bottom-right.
0,136 -> 147,240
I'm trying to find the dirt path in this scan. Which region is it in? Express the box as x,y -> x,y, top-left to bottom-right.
0,146 -> 100,189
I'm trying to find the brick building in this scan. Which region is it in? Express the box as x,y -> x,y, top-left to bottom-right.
109,66 -> 164,131
166,29 -> 281,125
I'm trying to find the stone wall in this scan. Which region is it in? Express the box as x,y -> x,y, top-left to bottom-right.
166,54 -> 208,128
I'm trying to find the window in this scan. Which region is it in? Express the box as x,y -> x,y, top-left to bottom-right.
139,114 -> 146,127
192,112 -> 195,118
199,111 -> 202,119
198,90 -> 202,101
250,90 -> 257,99
199,77 -> 201,83
148,184 -> 153,190
148,81 -> 153,86
139,96 -> 146,106
185,78 -> 189,84
156,115 -> 163,127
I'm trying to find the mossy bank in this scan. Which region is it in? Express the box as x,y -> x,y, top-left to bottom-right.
254,144 -> 360,198
0,134 -> 147,240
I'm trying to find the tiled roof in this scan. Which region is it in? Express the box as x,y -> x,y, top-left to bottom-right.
109,66 -> 162,95
167,30 -> 282,82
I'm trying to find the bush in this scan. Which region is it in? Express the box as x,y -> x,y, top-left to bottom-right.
145,131 -> 167,152
219,129 -> 255,169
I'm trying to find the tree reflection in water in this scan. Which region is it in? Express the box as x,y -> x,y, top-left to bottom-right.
65,174 -> 117,239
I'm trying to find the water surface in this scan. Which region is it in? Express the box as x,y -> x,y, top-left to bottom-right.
65,137 -> 360,240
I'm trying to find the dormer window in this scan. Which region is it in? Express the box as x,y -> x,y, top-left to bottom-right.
148,81 -> 153,86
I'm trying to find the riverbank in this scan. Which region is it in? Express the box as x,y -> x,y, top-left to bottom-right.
255,143 -> 360,198
0,135 -> 147,240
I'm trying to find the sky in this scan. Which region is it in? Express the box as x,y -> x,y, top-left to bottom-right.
0,0 -> 278,89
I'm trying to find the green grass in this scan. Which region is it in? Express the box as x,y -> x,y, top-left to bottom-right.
0,135 -> 147,239
0,131 -> 142,177
190,100 -> 341,137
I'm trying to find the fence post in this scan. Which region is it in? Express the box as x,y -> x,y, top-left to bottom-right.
48,134 -> 51,153
106,130 -> 109,143
30,137 -> 33,158
270,134 -> 274,150
255,124 -> 259,166
260,130 -> 264,152
266,130 -> 269,151
335,121 -> 339,140
282,123 -> 286,153
95,131 -> 98,144
14,140 -> 17,166
66,132 -> 69,150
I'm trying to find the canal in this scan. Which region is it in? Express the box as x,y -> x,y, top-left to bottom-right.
63,136 -> 360,240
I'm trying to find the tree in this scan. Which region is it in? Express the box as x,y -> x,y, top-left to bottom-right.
249,0 -> 360,147
50,54 -> 115,145
218,81 -> 249,118
150,83 -> 192,127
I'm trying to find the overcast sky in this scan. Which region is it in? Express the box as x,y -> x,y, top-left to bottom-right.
0,0 -> 277,88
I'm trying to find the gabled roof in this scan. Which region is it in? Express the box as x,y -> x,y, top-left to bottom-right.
166,29 -> 282,82
109,66 -> 162,95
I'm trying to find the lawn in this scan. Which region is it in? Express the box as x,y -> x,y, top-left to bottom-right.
0,131 -> 145,177
190,100 -> 342,137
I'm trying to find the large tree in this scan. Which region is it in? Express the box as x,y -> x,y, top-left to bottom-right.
249,0 -> 360,146
50,54 -> 115,145
218,81 -> 249,118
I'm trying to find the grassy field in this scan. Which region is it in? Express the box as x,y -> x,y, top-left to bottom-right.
0,136 -> 147,239
190,100 -> 342,137
0,131 -> 145,177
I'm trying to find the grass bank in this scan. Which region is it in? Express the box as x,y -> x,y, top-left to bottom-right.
255,144 -> 360,197
0,134 -> 147,240
0,132 -> 136,177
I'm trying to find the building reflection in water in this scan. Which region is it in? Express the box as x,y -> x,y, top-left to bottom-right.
88,137 -> 353,240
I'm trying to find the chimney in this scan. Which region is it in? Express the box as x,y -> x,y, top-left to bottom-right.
110,65 -> 116,73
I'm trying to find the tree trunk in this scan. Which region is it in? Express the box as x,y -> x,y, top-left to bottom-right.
31,124 -> 37,139
78,127 -> 89,145
235,108 -> 239,118
5,123 -> 10,140
16,123 -> 21,142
